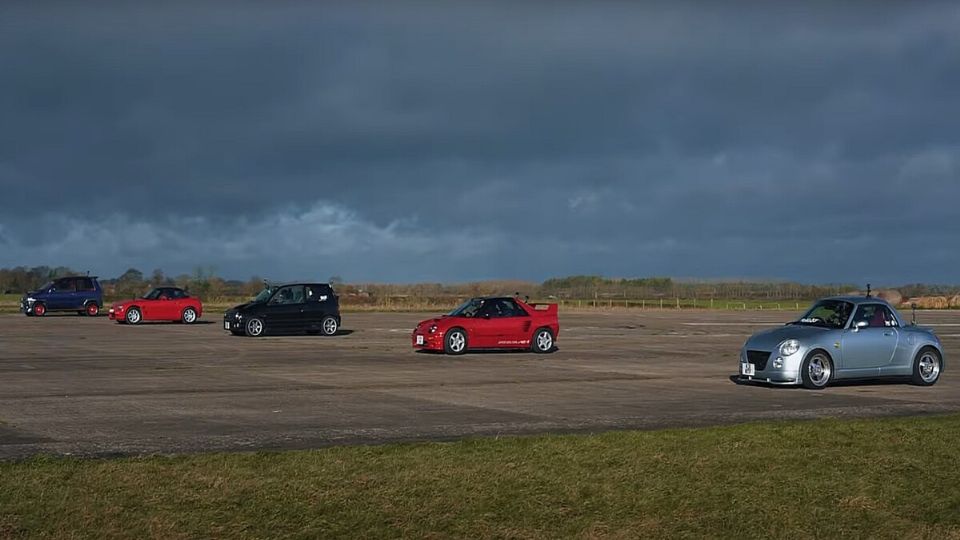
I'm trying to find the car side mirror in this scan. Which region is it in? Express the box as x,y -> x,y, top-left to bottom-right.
852,321 -> 868,332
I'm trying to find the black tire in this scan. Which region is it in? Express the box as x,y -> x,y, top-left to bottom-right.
444,328 -> 468,355
245,317 -> 265,337
181,307 -> 198,324
800,349 -> 833,390
911,346 -> 943,386
320,316 -> 339,336
531,327 -> 555,354
125,307 -> 142,325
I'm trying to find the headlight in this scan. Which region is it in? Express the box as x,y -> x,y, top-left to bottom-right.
429,324 -> 438,334
234,312 -> 242,319
26,297 -> 35,302
116,305 -> 124,311
779,339 -> 800,357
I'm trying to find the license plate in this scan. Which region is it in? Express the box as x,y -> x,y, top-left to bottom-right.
416,335 -> 424,345
224,321 -> 231,330
741,363 -> 755,376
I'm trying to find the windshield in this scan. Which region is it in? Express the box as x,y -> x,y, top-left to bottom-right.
793,300 -> 854,329
38,281 -> 53,291
142,288 -> 163,300
448,298 -> 484,317
253,287 -> 276,303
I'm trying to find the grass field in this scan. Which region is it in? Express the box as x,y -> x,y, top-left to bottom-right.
2,415 -> 959,539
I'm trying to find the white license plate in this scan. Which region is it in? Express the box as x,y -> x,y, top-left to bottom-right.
741,363 -> 755,376
416,335 -> 424,345
224,321 -> 231,330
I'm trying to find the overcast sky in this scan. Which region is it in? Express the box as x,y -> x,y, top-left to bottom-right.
1,2 -> 958,284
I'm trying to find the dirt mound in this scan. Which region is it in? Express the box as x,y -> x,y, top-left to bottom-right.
951,295 -> 960,308
905,296 -> 950,309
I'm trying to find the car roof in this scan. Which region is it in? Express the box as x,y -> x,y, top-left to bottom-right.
274,283 -> 331,287
821,295 -> 895,306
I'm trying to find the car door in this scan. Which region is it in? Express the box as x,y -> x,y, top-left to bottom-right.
841,304 -> 899,375
264,285 -> 307,333
302,285 -> 332,331
47,278 -> 77,310
469,301 -> 502,347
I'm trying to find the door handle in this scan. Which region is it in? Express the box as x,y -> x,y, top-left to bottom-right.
884,332 -> 894,336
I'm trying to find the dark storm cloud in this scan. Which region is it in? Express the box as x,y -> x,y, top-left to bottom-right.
1,2 -> 958,282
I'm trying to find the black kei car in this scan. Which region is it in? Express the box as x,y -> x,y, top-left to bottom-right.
224,283 -> 341,337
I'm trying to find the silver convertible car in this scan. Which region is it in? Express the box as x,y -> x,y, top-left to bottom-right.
739,296 -> 945,389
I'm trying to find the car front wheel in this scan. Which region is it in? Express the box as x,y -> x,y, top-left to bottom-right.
125,308 -> 142,325
800,350 -> 833,389
912,347 -> 942,386
444,328 -> 468,355
245,317 -> 265,337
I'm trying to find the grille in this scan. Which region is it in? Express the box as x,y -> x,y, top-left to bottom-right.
747,350 -> 771,370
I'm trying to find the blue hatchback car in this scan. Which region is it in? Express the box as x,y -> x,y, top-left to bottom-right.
20,276 -> 104,317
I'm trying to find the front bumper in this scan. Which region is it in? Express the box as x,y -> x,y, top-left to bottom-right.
738,349 -> 803,385
412,331 -> 443,351
224,312 -> 242,332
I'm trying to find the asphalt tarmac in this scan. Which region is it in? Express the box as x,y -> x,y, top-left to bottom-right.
1,309 -> 956,458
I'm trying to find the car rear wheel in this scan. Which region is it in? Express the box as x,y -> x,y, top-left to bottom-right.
912,347 -> 942,386
181,307 -> 198,324
320,316 -> 339,336
125,308 -> 142,325
444,328 -> 468,355
86,303 -> 100,317
245,317 -> 264,337
531,328 -> 554,354
33,303 -> 47,317
800,350 -> 833,389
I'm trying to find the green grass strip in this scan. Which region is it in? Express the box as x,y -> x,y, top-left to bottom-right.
2,415 -> 960,539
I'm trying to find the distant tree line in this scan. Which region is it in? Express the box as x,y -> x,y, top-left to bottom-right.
1,267 -> 957,301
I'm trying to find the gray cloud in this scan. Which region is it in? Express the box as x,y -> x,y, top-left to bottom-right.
1,2 -> 958,283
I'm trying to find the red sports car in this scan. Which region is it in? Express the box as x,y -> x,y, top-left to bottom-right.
412,296 -> 559,355
108,287 -> 203,324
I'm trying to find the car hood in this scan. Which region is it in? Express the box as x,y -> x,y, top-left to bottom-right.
232,301 -> 264,312
415,315 -> 456,329
744,324 -> 834,351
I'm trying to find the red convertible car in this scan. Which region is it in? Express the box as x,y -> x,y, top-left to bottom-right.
412,296 -> 559,355
108,287 -> 203,324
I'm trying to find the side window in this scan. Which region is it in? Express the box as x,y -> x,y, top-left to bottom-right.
77,278 -> 95,291
269,285 -> 305,305
853,305 -> 898,328
54,278 -> 75,292
496,299 -> 526,318
306,285 -> 331,302
172,289 -> 187,299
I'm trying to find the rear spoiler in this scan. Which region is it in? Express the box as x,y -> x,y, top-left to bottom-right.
529,303 -> 558,315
